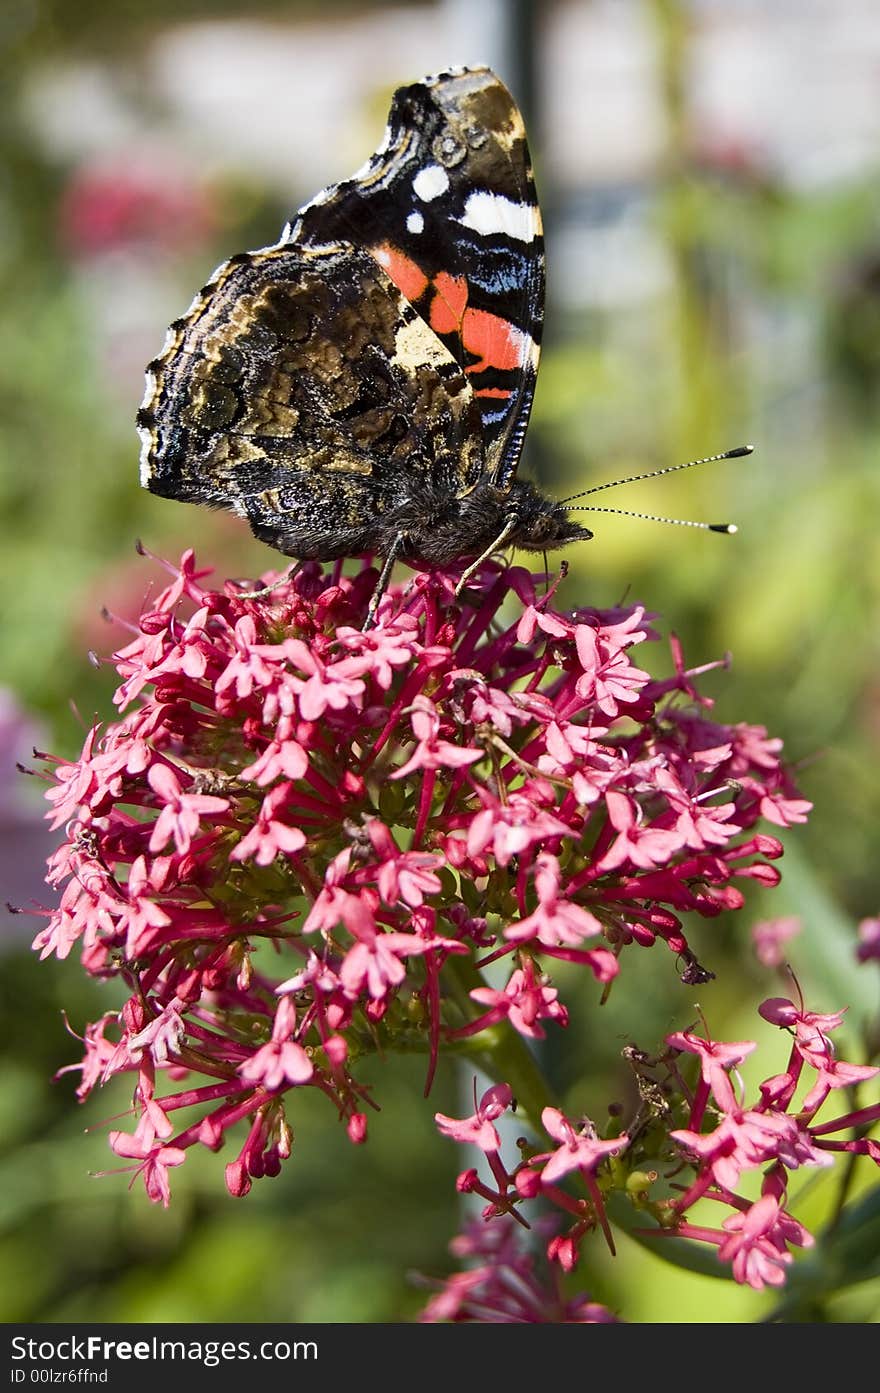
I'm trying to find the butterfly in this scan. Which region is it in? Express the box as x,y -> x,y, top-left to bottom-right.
137,66 -> 593,615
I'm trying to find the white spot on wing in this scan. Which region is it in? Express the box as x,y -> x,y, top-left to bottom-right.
406,211 -> 424,234
458,191 -> 537,243
412,165 -> 449,202
137,422 -> 155,485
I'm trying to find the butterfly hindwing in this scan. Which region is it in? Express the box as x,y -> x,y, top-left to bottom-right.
290,66 -> 544,491
138,241 -> 485,559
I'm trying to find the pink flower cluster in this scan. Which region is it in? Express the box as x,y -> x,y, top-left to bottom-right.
663,995 -> 880,1286
419,1215 -> 619,1323
430,991 -> 880,1298
31,551 -> 814,1221
434,1084 -> 627,1277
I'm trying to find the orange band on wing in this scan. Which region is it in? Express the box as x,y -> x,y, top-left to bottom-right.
371,242 -> 430,305
429,273 -> 524,375
372,255 -> 526,381
460,307 -> 524,374
429,272 -> 469,333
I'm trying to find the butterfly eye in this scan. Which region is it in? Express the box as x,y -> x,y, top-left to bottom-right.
433,129 -> 467,167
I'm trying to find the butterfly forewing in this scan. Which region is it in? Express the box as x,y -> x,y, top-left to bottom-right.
290,66 -> 544,491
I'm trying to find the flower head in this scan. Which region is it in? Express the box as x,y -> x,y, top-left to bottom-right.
31,553 -> 809,1214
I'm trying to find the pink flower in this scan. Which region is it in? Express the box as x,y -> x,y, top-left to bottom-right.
127,998 -> 186,1066
538,1107 -> 628,1183
857,916 -> 880,963
392,695 -> 483,777
365,821 -> 443,907
463,680 -> 548,737
419,1217 -> 619,1323
107,1133 -> 187,1208
667,1028 -> 757,1117
574,615 -> 651,716
339,924 -> 426,1001
467,788 -> 571,868
303,850 -> 376,937
598,790 -> 686,872
60,158 -> 215,258
240,732 -> 308,786
717,1192 -> 813,1291
516,604 -> 573,645
147,762 -> 229,856
214,615 -> 277,703
113,855 -> 172,957
230,783 -> 306,866
435,1084 -> 514,1152
505,854 -> 604,948
335,620 -> 419,689
671,1109 -> 830,1193
461,959 -> 569,1041
239,997 -> 313,1089
759,995 -> 878,1111
267,639 -> 367,720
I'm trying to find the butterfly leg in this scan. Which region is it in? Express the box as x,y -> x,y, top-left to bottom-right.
364,531 -> 407,630
453,515 -> 519,596
239,560 -> 303,600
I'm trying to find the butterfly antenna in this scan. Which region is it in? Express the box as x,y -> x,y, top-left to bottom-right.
571,506 -> 737,534
561,445 -> 753,508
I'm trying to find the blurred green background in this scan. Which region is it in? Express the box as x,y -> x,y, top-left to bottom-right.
1,0 -> 879,1322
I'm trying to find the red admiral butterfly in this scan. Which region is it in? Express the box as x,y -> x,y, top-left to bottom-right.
137,66 -> 593,610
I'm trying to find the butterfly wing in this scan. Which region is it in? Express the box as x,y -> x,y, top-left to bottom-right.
137,241 -> 484,559
290,66 -> 544,492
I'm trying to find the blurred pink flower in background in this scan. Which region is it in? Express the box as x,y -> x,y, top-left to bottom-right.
57,154 -> 222,401
752,915 -> 802,968
856,916 -> 880,964
59,156 -> 217,260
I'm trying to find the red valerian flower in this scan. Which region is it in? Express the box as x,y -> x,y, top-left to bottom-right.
650,1004 -> 879,1287
59,158 -> 216,259
537,1107 -> 629,1184
435,1083 -> 514,1152
452,957 -> 569,1041
430,993 -> 877,1297
419,1217 -> 620,1323
716,1181 -> 814,1290
146,761 -> 230,856
31,552 -> 813,1220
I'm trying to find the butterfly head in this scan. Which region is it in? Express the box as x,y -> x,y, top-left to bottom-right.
501,478 -> 594,552
431,477 -> 591,566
